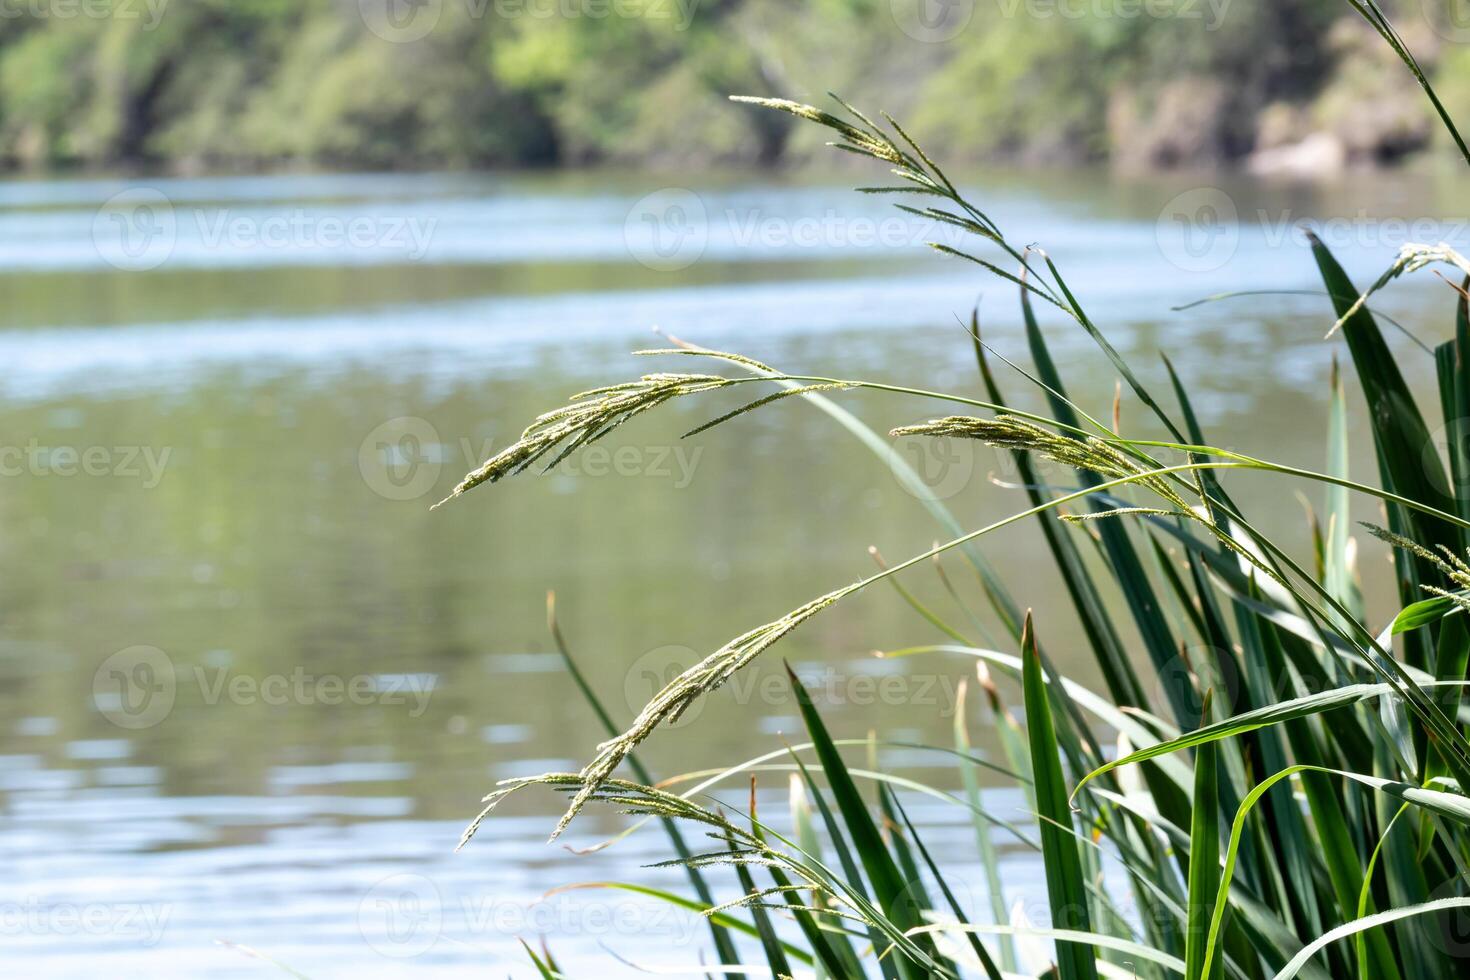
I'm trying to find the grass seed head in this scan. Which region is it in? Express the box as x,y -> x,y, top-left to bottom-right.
432,372 -> 733,508
549,584 -> 855,840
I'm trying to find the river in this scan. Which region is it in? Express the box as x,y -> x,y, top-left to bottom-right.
0,165 -> 1461,975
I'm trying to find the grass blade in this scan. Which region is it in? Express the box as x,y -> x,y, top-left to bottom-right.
547,882 -> 814,962
1021,614 -> 1098,980
1017,285 -> 1190,731
954,678 -> 1019,972
788,775 -> 865,979
1311,233 -> 1460,626
1339,0 -> 1470,167
790,748 -> 891,980
1274,897 -> 1470,980
787,663 -> 943,979
886,789 -> 1005,980
1185,691 -> 1223,980
1074,683 -> 1415,797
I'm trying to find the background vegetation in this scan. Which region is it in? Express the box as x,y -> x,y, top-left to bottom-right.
10,0 -> 1470,172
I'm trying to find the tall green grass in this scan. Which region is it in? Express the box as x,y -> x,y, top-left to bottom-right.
448,4 -> 1470,976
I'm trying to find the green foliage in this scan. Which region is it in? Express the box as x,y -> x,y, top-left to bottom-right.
0,0 -> 1463,169
448,9 -> 1470,979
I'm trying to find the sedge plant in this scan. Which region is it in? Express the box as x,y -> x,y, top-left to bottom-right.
444,3 -> 1470,976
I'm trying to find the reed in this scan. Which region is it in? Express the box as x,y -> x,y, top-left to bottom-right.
446,4 -> 1470,976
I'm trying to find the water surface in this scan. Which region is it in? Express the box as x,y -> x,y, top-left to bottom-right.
0,165 -> 1462,976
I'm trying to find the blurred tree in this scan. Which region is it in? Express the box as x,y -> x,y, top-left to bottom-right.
0,0 -> 1456,170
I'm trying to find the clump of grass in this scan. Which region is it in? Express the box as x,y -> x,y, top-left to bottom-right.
444,9 -> 1470,978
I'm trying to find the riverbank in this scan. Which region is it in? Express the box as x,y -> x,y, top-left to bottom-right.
6,1 -> 1468,176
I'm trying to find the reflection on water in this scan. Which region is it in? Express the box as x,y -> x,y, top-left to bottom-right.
0,166 -> 1460,975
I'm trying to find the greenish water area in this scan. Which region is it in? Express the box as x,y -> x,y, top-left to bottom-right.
0,166 -> 1461,975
